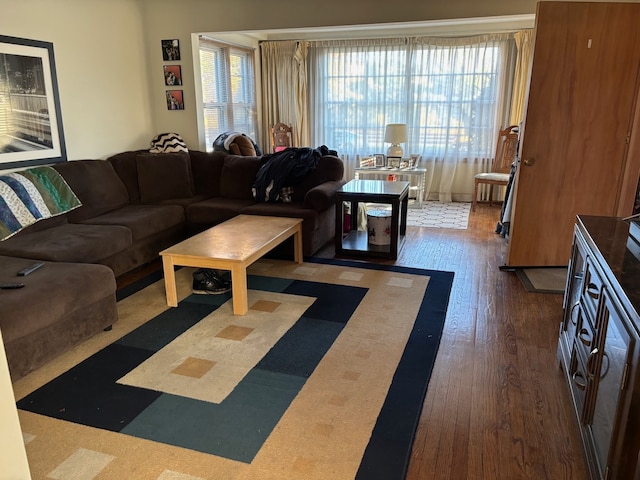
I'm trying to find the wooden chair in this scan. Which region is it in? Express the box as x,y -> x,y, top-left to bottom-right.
472,125 -> 519,210
271,123 -> 293,152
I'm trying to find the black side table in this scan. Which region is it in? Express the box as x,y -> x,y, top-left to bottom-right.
334,179 -> 409,259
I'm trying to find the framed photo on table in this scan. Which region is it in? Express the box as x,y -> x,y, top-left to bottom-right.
0,35 -> 67,170
373,154 -> 386,167
387,156 -> 401,168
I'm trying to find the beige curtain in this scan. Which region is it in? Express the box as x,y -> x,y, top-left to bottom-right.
259,40 -> 310,152
509,29 -> 534,127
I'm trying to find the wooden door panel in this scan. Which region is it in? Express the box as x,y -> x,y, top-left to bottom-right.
507,1 -> 640,267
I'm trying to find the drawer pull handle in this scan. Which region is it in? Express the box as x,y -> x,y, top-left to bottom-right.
572,370 -> 587,390
570,303 -> 580,326
586,282 -> 599,299
578,328 -> 592,347
587,347 -> 599,379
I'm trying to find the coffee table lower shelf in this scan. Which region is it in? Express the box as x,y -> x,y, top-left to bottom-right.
338,230 -> 406,258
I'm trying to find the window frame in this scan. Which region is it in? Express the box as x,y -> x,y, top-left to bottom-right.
198,37 -> 258,151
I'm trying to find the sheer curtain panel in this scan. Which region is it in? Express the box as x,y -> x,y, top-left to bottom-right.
309,34 -> 515,202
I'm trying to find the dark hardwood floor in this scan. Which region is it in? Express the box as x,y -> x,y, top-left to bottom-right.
315,203 -> 588,480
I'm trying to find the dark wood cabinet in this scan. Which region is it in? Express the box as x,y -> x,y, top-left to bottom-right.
559,215 -> 640,479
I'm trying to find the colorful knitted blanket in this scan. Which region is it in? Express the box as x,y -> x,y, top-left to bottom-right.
0,166 -> 81,241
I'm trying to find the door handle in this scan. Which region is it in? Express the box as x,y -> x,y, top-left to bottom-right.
523,158 -> 536,166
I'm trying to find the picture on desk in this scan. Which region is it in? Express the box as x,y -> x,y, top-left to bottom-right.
373,154 -> 386,167
409,154 -> 422,168
386,156 -> 401,168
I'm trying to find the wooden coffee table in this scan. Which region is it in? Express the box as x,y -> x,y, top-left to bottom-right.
160,215 -> 303,315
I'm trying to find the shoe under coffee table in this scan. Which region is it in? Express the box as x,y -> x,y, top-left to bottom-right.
160,214 -> 303,315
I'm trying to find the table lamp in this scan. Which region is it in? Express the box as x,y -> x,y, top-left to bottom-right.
384,124 -> 407,158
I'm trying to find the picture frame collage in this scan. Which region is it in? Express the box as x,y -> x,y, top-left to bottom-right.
359,153 -> 422,169
162,39 -> 184,110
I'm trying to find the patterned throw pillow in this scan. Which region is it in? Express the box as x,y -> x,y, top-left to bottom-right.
149,132 -> 188,153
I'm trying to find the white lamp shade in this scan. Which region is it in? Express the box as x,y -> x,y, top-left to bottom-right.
384,124 -> 407,144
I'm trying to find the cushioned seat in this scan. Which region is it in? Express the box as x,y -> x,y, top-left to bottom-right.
79,204 -> 185,241
0,223 -> 132,263
0,256 -> 116,380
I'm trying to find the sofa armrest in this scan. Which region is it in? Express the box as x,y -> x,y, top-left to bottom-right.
303,180 -> 346,211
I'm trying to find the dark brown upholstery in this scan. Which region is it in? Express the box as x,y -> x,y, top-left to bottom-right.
136,152 -> 194,202
0,256 -> 116,381
0,150 -> 345,381
53,160 -> 129,221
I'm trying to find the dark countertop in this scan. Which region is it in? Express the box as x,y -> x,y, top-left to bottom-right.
577,215 -> 640,320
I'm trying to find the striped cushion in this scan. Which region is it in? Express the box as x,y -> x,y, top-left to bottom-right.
149,132 -> 188,153
0,166 -> 81,241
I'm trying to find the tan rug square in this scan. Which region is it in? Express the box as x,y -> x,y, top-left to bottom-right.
216,325 -> 254,341
171,357 -> 216,379
251,299 -> 281,312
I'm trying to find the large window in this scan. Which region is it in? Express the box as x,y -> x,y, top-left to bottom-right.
199,38 -> 257,150
310,35 -> 512,161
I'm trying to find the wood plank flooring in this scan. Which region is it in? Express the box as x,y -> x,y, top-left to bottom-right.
315,203 -> 588,480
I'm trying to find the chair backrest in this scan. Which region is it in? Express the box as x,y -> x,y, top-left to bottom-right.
271,123 -> 293,152
492,125 -> 519,174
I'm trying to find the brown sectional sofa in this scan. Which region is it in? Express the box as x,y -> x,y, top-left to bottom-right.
0,149 -> 345,380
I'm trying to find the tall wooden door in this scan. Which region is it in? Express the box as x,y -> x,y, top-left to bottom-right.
506,1 -> 640,267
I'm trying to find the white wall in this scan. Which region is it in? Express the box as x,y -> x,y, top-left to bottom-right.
0,0 -> 154,159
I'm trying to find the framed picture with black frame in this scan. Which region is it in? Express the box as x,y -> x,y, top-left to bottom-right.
163,65 -> 182,86
387,156 -> 401,168
166,90 -> 184,110
161,39 -> 180,61
0,35 -> 67,170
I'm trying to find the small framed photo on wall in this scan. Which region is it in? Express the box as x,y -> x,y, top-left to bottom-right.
163,65 -> 182,85
161,39 -> 180,61
166,90 -> 184,110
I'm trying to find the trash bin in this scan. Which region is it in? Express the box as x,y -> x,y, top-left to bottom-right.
367,209 -> 392,245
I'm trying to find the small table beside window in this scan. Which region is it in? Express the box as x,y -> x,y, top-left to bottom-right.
354,167 -> 427,208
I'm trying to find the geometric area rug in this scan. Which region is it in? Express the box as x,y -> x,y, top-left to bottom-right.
15,258 -> 453,480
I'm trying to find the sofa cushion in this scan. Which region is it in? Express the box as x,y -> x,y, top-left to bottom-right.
108,150 -> 143,203
190,150 -> 225,197
0,223 -> 132,264
80,204 -> 185,241
219,155 -> 261,200
53,160 -> 130,221
136,152 -> 194,203
186,197 -> 255,225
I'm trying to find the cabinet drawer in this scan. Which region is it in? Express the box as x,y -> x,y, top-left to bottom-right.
582,258 -> 603,321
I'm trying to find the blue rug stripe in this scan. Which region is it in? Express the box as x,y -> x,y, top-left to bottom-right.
16,343 -> 162,432
356,267 -> 454,480
122,369 -> 306,462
